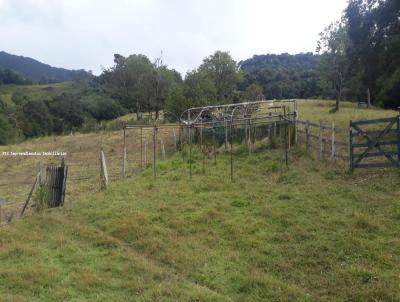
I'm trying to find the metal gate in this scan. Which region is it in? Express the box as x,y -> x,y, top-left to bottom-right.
350,116 -> 400,171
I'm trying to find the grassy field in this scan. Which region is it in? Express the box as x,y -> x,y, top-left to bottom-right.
0,99 -> 399,300
297,100 -> 398,126
0,81 -> 86,104
0,145 -> 399,301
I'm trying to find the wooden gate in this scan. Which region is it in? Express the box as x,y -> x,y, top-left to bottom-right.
350,116 -> 400,171
46,159 -> 68,207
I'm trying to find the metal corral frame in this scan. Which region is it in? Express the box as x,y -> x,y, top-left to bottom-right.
124,99 -> 298,181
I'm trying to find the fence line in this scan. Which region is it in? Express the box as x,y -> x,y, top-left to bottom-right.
296,119 -> 350,161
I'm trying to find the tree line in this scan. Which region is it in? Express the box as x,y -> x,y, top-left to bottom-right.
317,0 -> 400,110
1,0 -> 398,144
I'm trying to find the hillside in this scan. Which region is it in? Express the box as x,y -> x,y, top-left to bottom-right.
239,53 -> 321,100
1,148 -> 399,301
0,51 -> 91,83
0,100 -> 399,301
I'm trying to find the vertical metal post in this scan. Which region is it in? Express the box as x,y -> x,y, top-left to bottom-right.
349,121 -> 354,173
224,115 -> 228,150
230,119 -> 234,181
213,126 -> 217,165
305,120 -> 310,155
189,125 -> 193,180
284,122 -> 288,167
153,125 -> 157,179
140,127 -> 143,170
122,128 -> 126,178
331,121 -> 336,160
397,115 -> 400,163
294,110 -> 298,145
144,141 -> 148,166
318,121 -> 323,160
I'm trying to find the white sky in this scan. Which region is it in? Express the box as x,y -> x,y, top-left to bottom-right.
0,0 -> 348,76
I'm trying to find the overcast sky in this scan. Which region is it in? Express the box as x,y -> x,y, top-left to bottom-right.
0,0 -> 348,76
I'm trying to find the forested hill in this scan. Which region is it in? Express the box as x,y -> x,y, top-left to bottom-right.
239,53 -> 319,74
239,53 -> 321,100
0,51 -> 91,83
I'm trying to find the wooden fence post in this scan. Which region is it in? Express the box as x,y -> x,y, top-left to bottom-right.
331,121 -> 336,160
305,120 -> 310,155
318,121 -> 323,160
20,172 -> 40,216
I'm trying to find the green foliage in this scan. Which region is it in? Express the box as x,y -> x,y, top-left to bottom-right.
242,83 -> 264,101
240,53 -> 321,100
0,114 -> 15,145
198,51 -> 243,103
33,184 -> 49,212
1,149 -> 400,300
316,21 -> 350,110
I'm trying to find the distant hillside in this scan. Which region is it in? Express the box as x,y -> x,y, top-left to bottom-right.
239,53 -> 321,99
239,52 -> 319,73
0,51 -> 92,83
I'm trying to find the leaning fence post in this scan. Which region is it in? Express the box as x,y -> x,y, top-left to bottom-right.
318,121 -> 323,160
331,121 -> 336,160
305,120 -> 310,155
20,172 -> 40,216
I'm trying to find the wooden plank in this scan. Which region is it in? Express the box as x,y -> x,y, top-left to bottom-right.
355,163 -> 397,169
351,116 -> 398,126
352,140 -> 399,148
351,128 -> 398,137
353,151 -> 399,159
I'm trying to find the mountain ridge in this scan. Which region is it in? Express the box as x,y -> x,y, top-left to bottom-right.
0,51 -> 92,83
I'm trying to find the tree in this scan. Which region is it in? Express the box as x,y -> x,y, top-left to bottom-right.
198,51 -> 242,103
345,0 -> 400,108
165,84 -> 187,119
317,21 -> 350,111
243,84 -> 264,102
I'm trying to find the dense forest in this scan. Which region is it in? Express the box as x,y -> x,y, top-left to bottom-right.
0,0 -> 399,145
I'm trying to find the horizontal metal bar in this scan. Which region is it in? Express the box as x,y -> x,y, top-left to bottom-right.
351,116 -> 399,126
